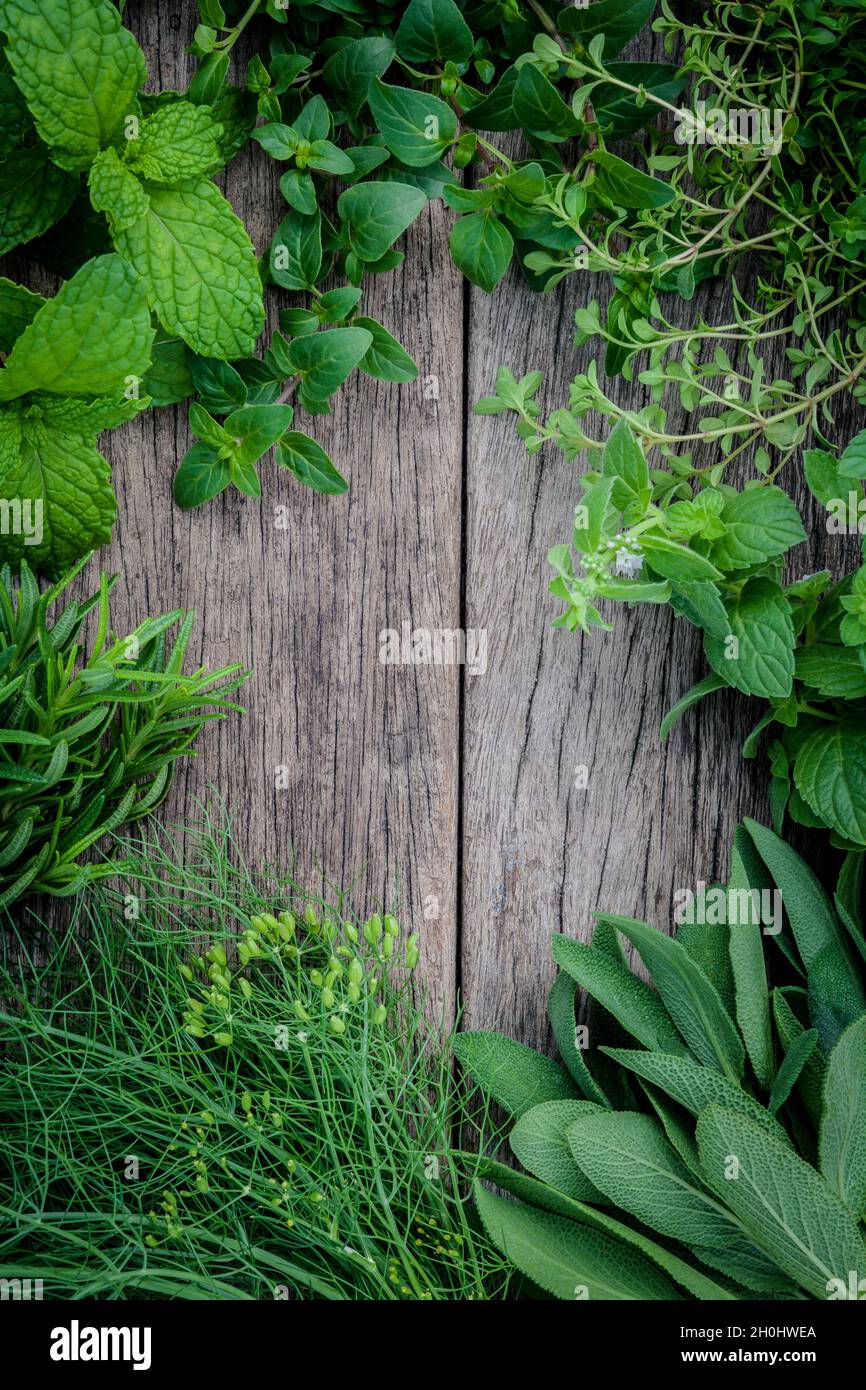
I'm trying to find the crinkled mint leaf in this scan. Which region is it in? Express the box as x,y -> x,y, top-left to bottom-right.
794,723 -> 866,847
0,401 -> 128,575
0,146 -> 77,255
0,253 -> 154,402
708,485 -> 807,571
0,277 -> 44,353
142,334 -> 194,408
112,179 -> 264,359
0,0 -> 147,170
88,148 -> 149,234
0,47 -> 31,156
38,393 -> 145,433
125,101 -> 224,183
704,577 -> 795,700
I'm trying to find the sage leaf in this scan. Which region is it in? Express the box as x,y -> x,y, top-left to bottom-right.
602,1048 -> 786,1140
744,818 -> 859,972
510,1100 -> 609,1203
474,1181 -> 682,1300
551,932 -> 687,1056
768,1029 -> 818,1116
727,834 -> 774,1089
820,1016 -> 866,1218
547,969 -> 611,1106
566,1110 -> 746,1249
598,914 -> 745,1080
475,1157 -> 735,1300
453,1030 -> 576,1117
696,1105 -> 866,1299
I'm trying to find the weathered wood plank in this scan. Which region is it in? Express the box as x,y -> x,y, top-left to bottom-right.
90,3 -> 465,1018
461,211 -> 862,1050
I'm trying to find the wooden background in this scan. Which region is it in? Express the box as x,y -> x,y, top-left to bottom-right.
8,2 -> 862,1047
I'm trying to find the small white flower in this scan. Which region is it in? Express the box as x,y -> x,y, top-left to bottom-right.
296,1030 -> 308,1042
614,547 -> 644,578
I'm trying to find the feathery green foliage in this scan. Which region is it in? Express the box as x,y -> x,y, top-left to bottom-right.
0,810 -> 509,1300
0,560 -> 247,907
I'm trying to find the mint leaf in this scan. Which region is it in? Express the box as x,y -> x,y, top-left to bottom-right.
0,0 -> 147,169
88,148 -> 149,234
368,79 -> 457,166
0,146 -> 77,255
838,428 -> 866,480
276,432 -> 348,494
795,644 -> 866,699
141,334 -> 194,407
338,180 -> 426,262
793,723 -> 866,847
0,277 -> 44,353
602,420 -> 651,512
112,180 -> 264,359
0,254 -> 154,402
0,395 -> 142,575
125,101 -> 224,182
708,485 -> 807,571
704,577 -> 795,699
